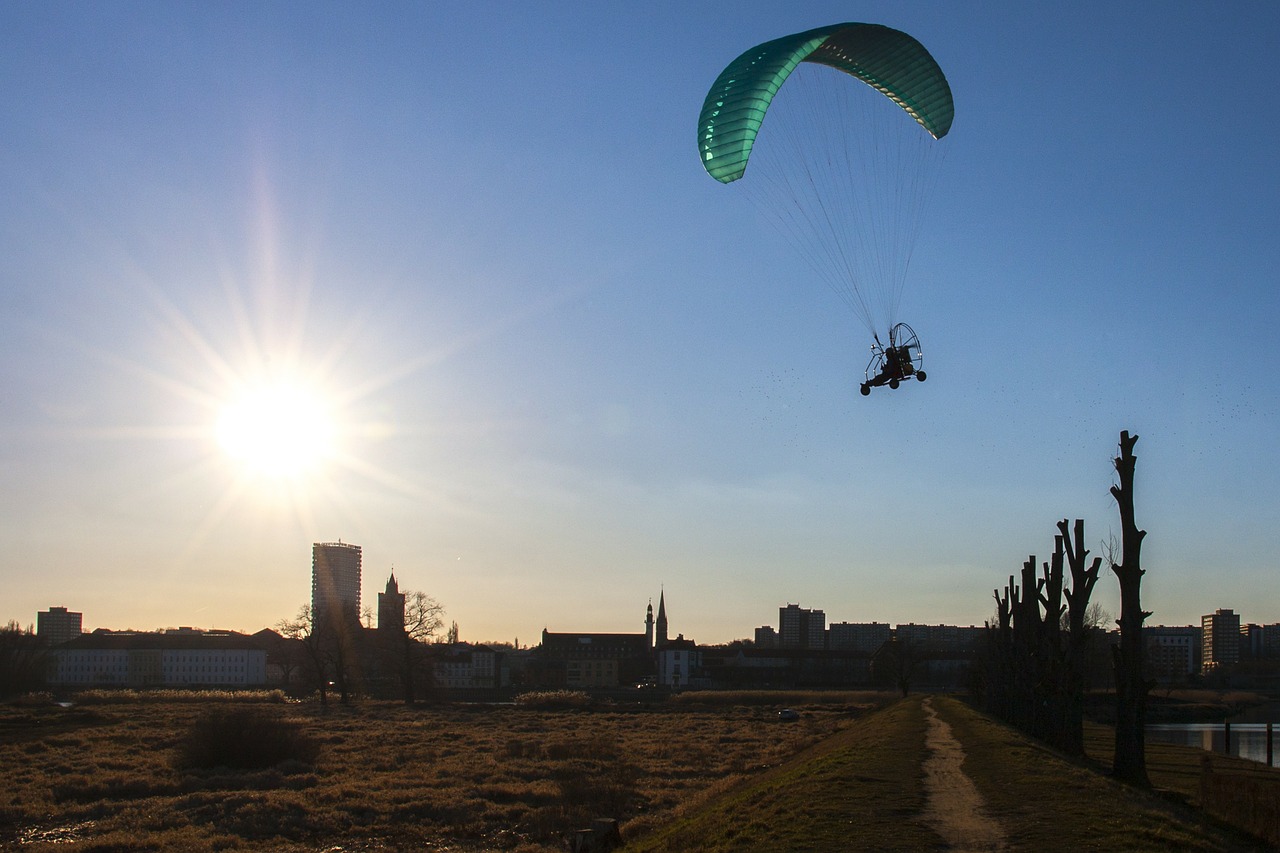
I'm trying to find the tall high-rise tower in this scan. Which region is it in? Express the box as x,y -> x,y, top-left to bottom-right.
312,542 -> 362,631
779,603 -> 826,650
37,606 -> 83,645
1202,608 -> 1241,672
378,571 -> 406,632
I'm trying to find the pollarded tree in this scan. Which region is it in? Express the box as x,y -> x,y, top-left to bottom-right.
1059,517 -> 1101,757
980,519 -> 1100,756
1110,430 -> 1152,786
1037,536 -> 1067,749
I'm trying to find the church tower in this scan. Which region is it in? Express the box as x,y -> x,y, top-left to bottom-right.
378,571 -> 406,632
655,590 -> 668,647
645,599 -> 654,648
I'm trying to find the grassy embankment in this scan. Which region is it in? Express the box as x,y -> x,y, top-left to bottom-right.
625,694 -> 1277,853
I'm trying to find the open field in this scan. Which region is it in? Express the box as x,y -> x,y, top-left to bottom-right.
0,691 -> 886,851
3,691 -> 1277,852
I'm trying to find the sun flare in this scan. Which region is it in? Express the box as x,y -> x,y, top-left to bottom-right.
216,384 -> 335,479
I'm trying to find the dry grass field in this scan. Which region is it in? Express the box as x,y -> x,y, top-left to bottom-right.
0,690 -> 889,852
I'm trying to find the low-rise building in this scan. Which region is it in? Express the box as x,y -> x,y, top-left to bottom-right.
432,643 -> 500,690
49,630 -> 268,688
828,621 -> 891,654
536,629 -> 653,689
656,635 -> 702,689
894,623 -> 984,654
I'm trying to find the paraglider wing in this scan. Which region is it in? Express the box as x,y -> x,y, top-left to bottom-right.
697,23 -> 954,184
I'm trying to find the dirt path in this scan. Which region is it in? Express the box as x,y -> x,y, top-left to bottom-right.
920,697 -> 1008,853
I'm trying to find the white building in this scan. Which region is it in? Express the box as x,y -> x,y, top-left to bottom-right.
656,636 -> 701,689
49,630 -> 267,688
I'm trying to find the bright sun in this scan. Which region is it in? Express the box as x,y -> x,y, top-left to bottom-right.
216,384 -> 335,479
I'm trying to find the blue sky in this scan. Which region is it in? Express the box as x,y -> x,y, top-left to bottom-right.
3,2 -> 1277,644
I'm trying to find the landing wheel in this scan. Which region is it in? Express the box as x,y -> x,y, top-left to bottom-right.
889,378 -> 900,389
916,371 -> 927,382
859,383 -> 871,396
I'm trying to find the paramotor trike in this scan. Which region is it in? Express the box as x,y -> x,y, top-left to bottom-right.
860,323 -> 926,396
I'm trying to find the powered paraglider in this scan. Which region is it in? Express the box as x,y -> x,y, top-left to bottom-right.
860,323 -> 925,396
697,23 -> 953,394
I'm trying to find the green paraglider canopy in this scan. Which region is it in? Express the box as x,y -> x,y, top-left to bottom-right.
698,23 -> 953,184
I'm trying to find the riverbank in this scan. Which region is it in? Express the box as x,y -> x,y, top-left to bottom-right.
625,695 -> 1277,852
1086,688 -> 1276,724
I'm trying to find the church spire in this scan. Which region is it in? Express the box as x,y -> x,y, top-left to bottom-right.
645,598 -> 654,649
655,589 -> 668,647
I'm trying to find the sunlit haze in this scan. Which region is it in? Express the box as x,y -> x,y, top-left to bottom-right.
2,2 -> 1278,645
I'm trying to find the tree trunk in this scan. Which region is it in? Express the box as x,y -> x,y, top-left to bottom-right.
1014,557 -> 1043,738
1110,430 -> 1151,786
1039,536 -> 1066,751
1060,518 -> 1100,758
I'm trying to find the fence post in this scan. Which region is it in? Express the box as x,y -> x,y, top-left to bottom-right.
1224,721 -> 1231,756
1267,722 -> 1273,767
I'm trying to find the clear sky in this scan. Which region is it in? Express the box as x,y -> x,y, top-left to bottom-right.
3,2 -> 1278,645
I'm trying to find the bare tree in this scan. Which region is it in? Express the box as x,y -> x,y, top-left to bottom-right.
873,638 -> 920,697
380,591 -> 445,705
984,582 -> 1015,722
277,605 -> 362,706
1109,430 -> 1152,786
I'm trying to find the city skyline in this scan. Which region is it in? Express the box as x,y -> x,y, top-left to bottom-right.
3,4 -> 1278,645
24,556 -> 1278,648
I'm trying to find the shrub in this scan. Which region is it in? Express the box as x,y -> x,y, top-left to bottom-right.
174,706 -> 320,770
513,690 -> 592,710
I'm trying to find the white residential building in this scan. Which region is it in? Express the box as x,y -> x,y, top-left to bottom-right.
656,636 -> 701,689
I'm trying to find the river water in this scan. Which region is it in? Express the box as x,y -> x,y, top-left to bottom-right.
1146,722 -> 1278,768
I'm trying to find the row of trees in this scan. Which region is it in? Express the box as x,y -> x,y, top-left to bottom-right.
0,621 -> 48,699
978,518 -> 1103,755
977,431 -> 1153,786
